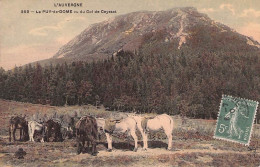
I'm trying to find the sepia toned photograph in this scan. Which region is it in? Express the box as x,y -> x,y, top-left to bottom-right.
0,0 -> 260,166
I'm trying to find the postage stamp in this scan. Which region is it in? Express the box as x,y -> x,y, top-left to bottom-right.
214,95 -> 259,145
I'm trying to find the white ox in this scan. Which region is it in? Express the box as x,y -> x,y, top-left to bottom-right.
130,114 -> 174,150
96,117 -> 138,152
28,121 -> 44,142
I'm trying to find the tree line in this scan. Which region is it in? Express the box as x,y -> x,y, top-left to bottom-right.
0,49 -> 259,120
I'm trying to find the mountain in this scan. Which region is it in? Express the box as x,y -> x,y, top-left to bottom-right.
2,7 -> 260,118
36,7 -> 260,66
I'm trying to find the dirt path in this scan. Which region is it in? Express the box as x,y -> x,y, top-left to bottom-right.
50,143 -> 259,165
1,138 -> 259,167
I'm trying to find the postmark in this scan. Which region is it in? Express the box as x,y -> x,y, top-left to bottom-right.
214,95 -> 259,145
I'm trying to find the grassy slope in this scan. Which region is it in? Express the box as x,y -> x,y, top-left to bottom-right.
0,99 -> 260,167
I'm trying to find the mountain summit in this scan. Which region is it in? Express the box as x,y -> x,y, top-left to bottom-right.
2,7 -> 260,119
48,7 -> 259,64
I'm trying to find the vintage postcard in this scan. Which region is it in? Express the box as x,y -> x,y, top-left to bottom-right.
0,0 -> 260,166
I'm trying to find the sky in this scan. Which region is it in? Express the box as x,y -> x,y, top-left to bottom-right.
0,0 -> 260,70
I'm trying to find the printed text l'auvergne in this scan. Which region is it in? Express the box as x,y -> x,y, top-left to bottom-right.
54,3 -> 83,7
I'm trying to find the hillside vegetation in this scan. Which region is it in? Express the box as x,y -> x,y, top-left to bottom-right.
0,47 -> 259,120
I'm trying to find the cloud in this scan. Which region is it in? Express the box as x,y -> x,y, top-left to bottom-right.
240,9 -> 260,18
1,16 -> 88,70
29,26 -> 60,36
238,23 -> 260,42
199,8 -> 215,13
219,4 -> 235,15
0,44 -> 58,70
29,17 -> 86,36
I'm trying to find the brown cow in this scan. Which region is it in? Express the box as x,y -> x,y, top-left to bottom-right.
42,119 -> 63,142
75,116 -> 98,156
9,116 -> 29,142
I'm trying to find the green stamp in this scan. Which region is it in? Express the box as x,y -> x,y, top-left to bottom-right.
214,95 -> 259,145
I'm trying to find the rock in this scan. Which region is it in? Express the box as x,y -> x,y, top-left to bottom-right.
14,148 -> 26,159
